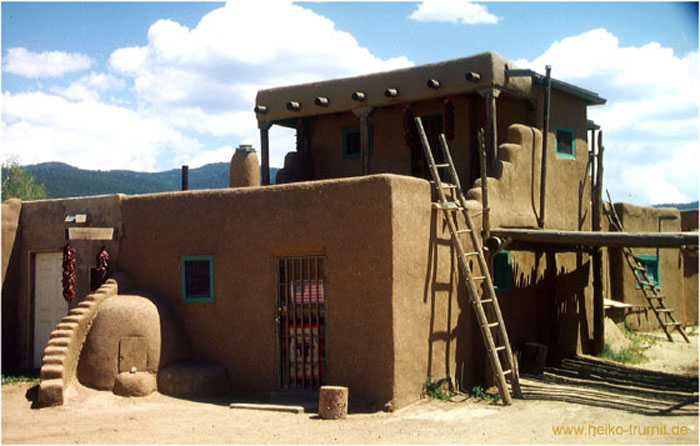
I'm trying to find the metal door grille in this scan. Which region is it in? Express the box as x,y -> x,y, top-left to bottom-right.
276,256 -> 326,389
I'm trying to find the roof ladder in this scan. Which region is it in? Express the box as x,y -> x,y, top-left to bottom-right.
605,193 -> 690,343
415,117 -> 523,405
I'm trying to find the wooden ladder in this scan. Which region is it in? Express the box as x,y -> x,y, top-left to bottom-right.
415,117 -> 522,405
605,195 -> 690,343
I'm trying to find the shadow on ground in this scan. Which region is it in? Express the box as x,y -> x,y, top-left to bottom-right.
520,356 -> 699,416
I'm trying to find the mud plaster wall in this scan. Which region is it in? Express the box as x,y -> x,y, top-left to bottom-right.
14,195 -> 123,369
2,199 -> 22,368
609,203 -> 687,329
118,176 -> 407,409
680,210 -> 698,324
307,95 -> 479,184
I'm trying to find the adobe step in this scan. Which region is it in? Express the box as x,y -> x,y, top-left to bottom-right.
42,345 -> 68,357
38,378 -> 64,407
55,322 -> 78,330
42,355 -> 65,366
62,315 -> 82,323
40,364 -> 64,380
47,337 -> 70,347
49,329 -> 73,339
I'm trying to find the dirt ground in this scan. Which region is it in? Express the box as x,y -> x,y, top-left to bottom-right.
2,330 -> 698,445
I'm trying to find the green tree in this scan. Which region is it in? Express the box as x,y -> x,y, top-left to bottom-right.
1,162 -> 47,201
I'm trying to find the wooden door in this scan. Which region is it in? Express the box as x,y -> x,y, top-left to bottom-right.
33,252 -> 67,368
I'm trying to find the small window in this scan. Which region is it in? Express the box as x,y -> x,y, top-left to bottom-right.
343,127 -> 374,158
635,254 -> 660,289
493,251 -> 511,292
182,256 -> 214,302
555,127 -> 576,159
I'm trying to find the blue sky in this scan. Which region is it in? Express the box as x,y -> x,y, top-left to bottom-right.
2,1 -> 698,205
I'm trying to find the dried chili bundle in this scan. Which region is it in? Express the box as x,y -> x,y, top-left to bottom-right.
95,246 -> 109,285
62,243 -> 76,302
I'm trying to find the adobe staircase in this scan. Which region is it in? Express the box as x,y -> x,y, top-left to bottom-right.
605,196 -> 690,343
415,117 -> 522,405
38,279 -> 119,407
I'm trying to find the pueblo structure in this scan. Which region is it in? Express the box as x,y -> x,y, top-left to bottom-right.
2,52 -> 697,410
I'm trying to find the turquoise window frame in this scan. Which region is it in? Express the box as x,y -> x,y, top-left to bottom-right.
493,250 -> 511,292
343,127 -> 374,158
181,256 -> 214,302
555,127 -> 576,159
634,254 -> 660,290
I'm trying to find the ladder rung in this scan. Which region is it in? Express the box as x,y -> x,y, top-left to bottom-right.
432,202 -> 464,211
638,280 -> 656,286
656,309 -> 674,313
440,184 -> 458,190
502,369 -> 512,376
486,322 -> 499,328
464,251 -> 479,257
457,229 -> 473,234
472,276 -> 486,281
494,346 -> 506,352
648,295 -> 665,300
663,322 -> 682,327
435,163 -> 450,168
480,299 -> 493,304
633,265 -> 647,272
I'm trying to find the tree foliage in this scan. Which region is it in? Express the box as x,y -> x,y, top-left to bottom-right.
1,162 -> 47,201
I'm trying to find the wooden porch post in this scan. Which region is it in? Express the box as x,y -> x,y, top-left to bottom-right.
353,107 -> 374,175
259,120 -> 272,185
478,88 -> 500,175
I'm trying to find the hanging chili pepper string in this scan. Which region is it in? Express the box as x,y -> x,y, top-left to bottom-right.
62,243 -> 76,303
96,246 -> 109,285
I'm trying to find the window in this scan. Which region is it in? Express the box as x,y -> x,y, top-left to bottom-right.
182,256 -> 214,302
493,251 -> 511,292
555,127 -> 576,159
635,254 -> 660,289
343,127 -> 373,158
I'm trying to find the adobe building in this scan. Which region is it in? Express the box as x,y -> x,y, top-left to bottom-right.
2,52 -> 695,410
607,204 -> 698,330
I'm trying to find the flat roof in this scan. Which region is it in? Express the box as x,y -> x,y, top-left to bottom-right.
254,51 -> 606,122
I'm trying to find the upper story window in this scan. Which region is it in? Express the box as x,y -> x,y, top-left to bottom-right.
555,127 -> 576,159
343,127 -> 374,158
182,256 -> 214,302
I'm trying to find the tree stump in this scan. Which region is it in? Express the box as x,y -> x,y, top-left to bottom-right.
318,386 -> 348,419
520,342 -> 548,374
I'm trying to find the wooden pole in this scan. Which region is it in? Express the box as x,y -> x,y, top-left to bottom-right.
353,107 -> 373,176
259,121 -> 272,185
489,228 -> 698,248
538,65 -> 552,228
592,130 -> 605,355
478,128 -> 490,239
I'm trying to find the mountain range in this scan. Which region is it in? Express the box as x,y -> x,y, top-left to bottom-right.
24,162 -> 278,199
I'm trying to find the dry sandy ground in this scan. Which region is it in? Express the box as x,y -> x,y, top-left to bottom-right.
2,331 -> 698,445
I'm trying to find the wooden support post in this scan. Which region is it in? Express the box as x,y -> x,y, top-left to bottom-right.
592,130 -> 605,355
353,107 -> 373,175
478,88 -> 500,175
259,120 -> 272,185
477,128 -> 490,240
538,65 -> 552,228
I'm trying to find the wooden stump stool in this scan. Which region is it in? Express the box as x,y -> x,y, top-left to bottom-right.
318,386 -> 348,420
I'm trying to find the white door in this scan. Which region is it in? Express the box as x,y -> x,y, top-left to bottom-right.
34,252 -> 68,368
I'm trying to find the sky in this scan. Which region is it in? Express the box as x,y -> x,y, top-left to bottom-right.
1,1 -> 698,205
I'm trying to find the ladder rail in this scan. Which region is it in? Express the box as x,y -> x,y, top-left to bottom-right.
415,116 -> 521,405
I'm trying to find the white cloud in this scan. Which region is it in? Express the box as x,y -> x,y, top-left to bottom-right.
515,28 -> 699,205
2,47 -> 92,78
409,0 -> 499,25
51,72 -> 126,102
2,91 -> 203,172
108,0 -> 413,167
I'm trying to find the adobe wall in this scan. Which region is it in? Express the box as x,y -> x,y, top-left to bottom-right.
117,175 -> 402,409
14,195 -> 123,369
609,203 -> 688,329
2,199 -> 23,368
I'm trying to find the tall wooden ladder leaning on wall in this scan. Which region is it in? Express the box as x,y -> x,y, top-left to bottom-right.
605,192 -> 690,343
415,117 -> 523,405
